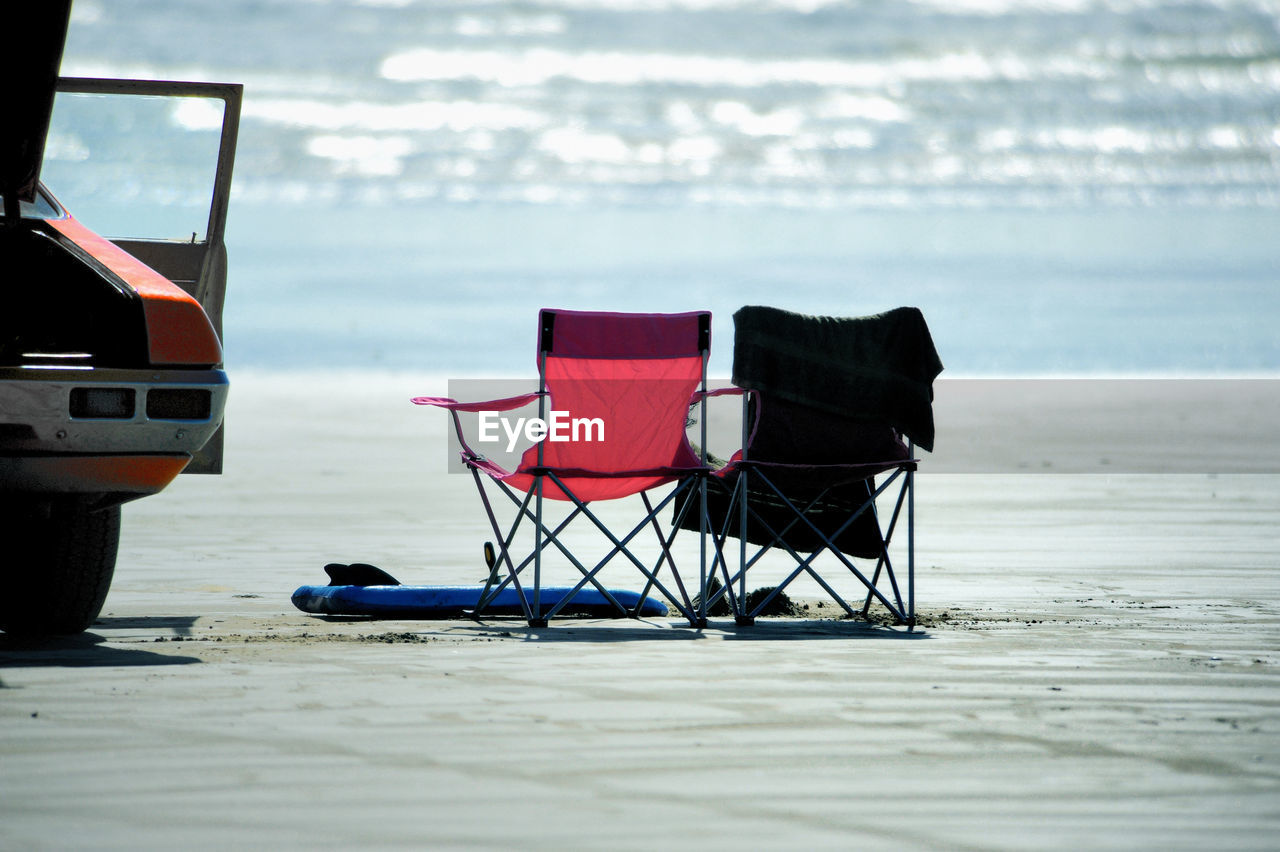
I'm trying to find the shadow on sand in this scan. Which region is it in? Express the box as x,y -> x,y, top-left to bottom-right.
91,615 -> 202,636
0,619 -> 203,671
447,617 -> 931,643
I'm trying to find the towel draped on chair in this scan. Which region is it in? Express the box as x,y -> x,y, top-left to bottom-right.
731,305 -> 943,452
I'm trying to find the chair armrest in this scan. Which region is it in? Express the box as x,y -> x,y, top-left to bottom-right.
693,386 -> 748,400
687,386 -> 762,467
411,392 -> 542,413
412,392 -> 544,463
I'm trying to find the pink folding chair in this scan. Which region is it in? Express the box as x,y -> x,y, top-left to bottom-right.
413,309 -> 715,627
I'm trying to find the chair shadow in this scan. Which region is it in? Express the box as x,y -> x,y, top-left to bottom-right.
452,616 -> 931,643
0,618 -> 203,670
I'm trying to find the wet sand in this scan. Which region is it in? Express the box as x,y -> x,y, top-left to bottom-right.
2,372 -> 1278,850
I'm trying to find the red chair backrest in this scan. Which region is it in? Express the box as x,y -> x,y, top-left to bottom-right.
518,310 -> 709,492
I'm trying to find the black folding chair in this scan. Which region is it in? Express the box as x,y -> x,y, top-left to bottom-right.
695,305 -> 943,628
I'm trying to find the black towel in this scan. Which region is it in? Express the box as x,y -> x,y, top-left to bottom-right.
732,305 -> 943,452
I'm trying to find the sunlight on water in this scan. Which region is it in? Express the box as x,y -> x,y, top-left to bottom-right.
58,0 -> 1280,211
49,0 -> 1280,373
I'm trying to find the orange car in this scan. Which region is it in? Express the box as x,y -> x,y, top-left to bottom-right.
1,5 -> 241,634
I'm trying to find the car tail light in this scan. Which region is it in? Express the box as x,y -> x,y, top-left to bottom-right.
146,388 -> 212,420
70,387 -> 136,419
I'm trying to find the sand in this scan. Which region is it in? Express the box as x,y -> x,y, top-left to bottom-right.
2,372 -> 1278,850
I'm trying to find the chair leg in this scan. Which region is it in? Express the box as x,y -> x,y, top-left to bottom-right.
690,472 -> 748,624
861,478 -> 907,616
467,466 -> 710,627
732,467 -> 913,624
907,459 -> 916,631
541,472 -> 708,626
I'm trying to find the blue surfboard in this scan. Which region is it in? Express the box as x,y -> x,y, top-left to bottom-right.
291,584 -> 670,619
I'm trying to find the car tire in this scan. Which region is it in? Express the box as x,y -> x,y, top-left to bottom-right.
0,498 -> 120,636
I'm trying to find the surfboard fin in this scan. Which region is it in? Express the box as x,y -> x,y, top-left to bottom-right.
482,541 -> 501,583
323,562 -> 402,586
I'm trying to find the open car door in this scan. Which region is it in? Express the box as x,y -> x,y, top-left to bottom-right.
49,77 -> 242,473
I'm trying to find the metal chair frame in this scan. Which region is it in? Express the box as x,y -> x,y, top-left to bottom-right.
699,394 -> 917,628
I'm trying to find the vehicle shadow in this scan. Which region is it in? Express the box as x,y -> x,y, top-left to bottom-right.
91,615 -> 201,636
0,625 -> 202,670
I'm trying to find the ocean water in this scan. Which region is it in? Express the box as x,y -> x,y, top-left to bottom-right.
46,0 -> 1280,375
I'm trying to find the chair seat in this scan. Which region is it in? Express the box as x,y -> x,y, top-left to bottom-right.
485,460 -> 712,503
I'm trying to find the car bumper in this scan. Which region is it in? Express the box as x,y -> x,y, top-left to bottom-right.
0,366 -> 228,498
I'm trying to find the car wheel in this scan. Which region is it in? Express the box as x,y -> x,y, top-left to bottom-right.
0,498 -> 120,636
